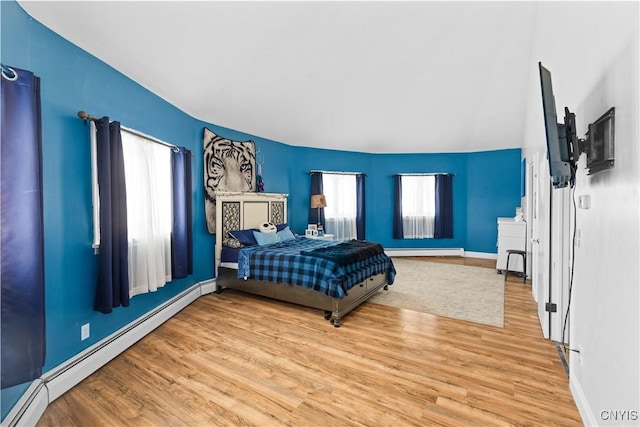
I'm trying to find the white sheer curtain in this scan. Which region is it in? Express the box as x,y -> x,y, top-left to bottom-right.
401,175 -> 436,238
121,130 -> 173,297
323,173 -> 357,241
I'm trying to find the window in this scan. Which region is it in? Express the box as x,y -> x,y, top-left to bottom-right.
92,125 -> 174,296
323,173 -> 358,240
400,175 -> 436,238
393,173 -> 453,240
121,129 -> 173,296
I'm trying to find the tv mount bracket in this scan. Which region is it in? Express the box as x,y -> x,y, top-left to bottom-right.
564,107 -> 588,159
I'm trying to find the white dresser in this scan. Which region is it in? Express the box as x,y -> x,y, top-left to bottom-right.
496,217 -> 526,274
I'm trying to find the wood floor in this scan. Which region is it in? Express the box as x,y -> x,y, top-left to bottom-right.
37,257 -> 582,426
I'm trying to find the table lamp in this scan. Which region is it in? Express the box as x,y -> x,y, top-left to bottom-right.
310,194 -> 327,233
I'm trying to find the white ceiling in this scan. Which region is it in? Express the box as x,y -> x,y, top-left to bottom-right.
15,1 -> 634,154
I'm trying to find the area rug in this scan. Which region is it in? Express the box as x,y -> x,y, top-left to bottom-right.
369,258 -> 504,327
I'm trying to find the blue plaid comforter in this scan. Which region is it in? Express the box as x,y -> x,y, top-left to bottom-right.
237,237 -> 396,300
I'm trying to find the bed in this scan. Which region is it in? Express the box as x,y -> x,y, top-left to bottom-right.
213,191 -> 396,327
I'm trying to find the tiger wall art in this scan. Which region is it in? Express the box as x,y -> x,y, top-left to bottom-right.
203,128 -> 256,233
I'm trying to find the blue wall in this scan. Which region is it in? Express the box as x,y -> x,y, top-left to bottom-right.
466,150 -> 523,252
1,1 -> 214,417
188,124 -> 522,254
1,1 -> 521,419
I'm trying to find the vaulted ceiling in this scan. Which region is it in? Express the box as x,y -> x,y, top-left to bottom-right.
17,1 -> 633,153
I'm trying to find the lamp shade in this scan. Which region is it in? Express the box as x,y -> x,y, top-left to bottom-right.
310,194 -> 327,208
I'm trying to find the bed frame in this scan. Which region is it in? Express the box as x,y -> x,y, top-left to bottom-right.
213,191 -> 389,327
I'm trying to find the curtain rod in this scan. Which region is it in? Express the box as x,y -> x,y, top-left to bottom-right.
389,173 -> 455,177
1,63 -> 18,80
78,110 -> 187,154
77,110 -> 100,122
307,170 -> 367,176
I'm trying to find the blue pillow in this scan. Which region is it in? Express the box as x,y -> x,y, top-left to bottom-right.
228,229 -> 258,246
277,226 -> 296,242
253,230 -> 280,246
276,223 -> 290,232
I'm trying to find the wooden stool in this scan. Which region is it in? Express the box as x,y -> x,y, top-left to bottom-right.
505,249 -> 526,283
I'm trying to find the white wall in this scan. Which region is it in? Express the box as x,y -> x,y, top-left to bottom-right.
569,34 -> 639,426
521,2 -> 639,426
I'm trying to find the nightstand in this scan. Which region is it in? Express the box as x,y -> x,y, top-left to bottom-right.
307,234 -> 334,241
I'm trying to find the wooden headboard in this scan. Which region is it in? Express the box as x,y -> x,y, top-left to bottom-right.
214,191 -> 288,272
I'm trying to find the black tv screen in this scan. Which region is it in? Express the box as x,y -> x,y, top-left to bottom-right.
538,62 -> 575,189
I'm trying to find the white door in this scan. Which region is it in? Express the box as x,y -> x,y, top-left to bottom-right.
527,156 -> 537,299
533,150 -> 572,341
535,151 -> 552,339
549,185 -> 572,342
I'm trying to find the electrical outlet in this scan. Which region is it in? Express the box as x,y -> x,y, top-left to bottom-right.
578,195 -> 591,209
577,344 -> 584,367
81,323 -> 90,341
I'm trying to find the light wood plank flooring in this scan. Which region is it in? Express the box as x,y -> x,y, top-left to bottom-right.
37,257 -> 581,426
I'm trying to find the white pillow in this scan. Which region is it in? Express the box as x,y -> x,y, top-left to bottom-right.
259,222 -> 277,233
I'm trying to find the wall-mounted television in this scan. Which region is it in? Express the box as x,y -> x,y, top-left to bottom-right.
538,63 -> 616,188
585,107 -> 615,175
538,62 -> 577,189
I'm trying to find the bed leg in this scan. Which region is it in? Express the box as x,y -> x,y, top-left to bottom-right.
331,318 -> 342,328
324,311 -> 332,320
383,285 -> 389,290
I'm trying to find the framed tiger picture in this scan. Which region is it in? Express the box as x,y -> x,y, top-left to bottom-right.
203,128 -> 256,233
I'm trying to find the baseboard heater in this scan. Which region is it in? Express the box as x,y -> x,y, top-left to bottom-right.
3,278 -> 216,427
385,248 -> 464,257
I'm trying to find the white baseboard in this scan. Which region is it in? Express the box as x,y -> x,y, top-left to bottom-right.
199,278 -> 217,295
384,248 -> 497,260
464,251 -> 497,260
1,380 -> 48,427
385,248 -> 464,257
2,278 -> 214,427
570,375 -> 594,426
